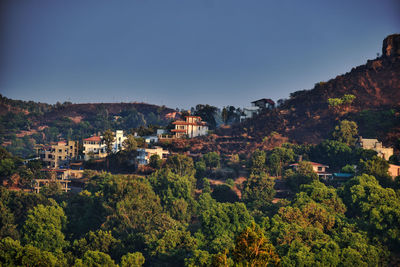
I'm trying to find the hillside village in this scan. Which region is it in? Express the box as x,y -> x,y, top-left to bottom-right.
0,34 -> 400,266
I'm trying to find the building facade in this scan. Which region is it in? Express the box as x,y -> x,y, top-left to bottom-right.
171,116 -> 208,138
36,140 -> 78,168
83,130 -> 127,160
289,161 -> 332,179
357,137 -> 393,160
33,169 -> 71,193
83,136 -> 107,160
136,146 -> 169,165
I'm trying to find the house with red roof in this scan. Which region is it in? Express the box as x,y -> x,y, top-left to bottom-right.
171,116 -> 208,138
83,130 -> 127,160
83,135 -> 107,160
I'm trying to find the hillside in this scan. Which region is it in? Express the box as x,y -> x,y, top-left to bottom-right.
0,96 -> 177,157
219,34 -> 400,149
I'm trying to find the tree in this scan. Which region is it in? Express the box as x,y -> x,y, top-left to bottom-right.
102,129 -> 115,155
250,150 -> 266,175
185,250 -> 211,267
122,134 -> 137,152
194,104 -> 218,129
233,223 -> 280,266
166,154 -> 195,178
267,147 -> 295,177
74,250 -> 117,267
195,160 -> 207,178
0,201 -> 18,239
197,193 -> 252,253
340,174 -> 400,247
311,140 -> 353,170
148,169 -> 195,213
285,161 -> 318,192
211,184 -> 239,203
332,120 -> 358,145
121,252 -> 145,267
22,202 -> 68,254
241,173 -> 275,211
149,154 -> 162,169
103,129 -> 115,169
203,152 -> 220,170
342,94 -> 356,105
358,156 -> 392,187
72,230 -> 120,259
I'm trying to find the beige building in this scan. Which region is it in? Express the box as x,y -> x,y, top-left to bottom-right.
289,161 -> 332,179
36,141 -> 78,168
137,146 -> 169,165
357,137 -> 393,160
389,164 -> 400,178
83,136 -> 107,160
171,116 -> 208,138
33,169 -> 71,193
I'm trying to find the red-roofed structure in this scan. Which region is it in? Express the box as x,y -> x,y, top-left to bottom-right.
172,116 -> 208,138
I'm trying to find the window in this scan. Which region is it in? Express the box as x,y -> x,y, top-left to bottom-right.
317,166 -> 323,172
58,149 -> 62,153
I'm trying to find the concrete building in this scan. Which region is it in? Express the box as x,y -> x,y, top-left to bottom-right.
136,146 -> 169,165
33,169 -> 71,193
171,116 -> 208,138
357,137 -> 393,160
36,140 -> 78,168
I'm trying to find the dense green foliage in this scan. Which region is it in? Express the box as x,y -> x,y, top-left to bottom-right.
1,119 -> 400,266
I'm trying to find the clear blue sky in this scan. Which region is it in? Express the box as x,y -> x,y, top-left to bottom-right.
0,0 -> 399,109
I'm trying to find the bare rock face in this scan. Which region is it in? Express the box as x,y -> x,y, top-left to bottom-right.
382,34 -> 400,57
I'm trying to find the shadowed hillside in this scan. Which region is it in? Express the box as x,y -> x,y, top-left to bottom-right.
223,34 -> 400,147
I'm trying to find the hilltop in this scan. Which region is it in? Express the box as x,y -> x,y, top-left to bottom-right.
220,34 -> 400,148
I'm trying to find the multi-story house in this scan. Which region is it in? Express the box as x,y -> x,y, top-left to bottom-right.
36,140 -> 78,168
83,135 -> 107,160
83,130 -> 127,160
171,116 -> 208,138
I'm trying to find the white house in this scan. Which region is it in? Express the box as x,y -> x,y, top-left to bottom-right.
171,116 -> 208,138
136,146 -> 169,165
83,130 -> 127,160
113,130 -> 127,153
83,136 -> 107,160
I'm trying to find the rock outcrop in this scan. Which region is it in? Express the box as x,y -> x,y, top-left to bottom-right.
382,34 -> 400,58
